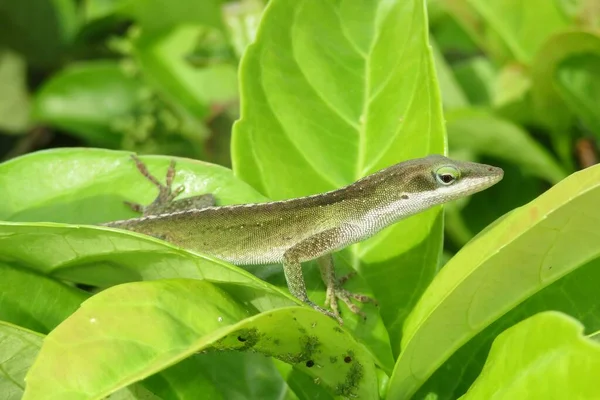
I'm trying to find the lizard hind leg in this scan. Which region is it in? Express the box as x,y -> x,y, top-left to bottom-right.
126,155 -> 216,217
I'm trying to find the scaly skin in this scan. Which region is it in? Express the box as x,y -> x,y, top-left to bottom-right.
105,155 -> 504,322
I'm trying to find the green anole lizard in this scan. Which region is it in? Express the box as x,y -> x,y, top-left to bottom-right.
105,154 -> 503,322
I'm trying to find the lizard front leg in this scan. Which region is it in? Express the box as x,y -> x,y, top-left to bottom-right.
283,227 -> 375,323
127,154 -> 216,216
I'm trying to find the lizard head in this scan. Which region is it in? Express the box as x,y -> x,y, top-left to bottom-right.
401,154 -> 504,206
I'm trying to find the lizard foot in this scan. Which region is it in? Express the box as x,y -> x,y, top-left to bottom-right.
125,155 -> 184,215
325,272 -> 378,322
307,301 -> 343,324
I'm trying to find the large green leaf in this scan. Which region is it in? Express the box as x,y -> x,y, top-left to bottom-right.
388,162 -> 600,399
460,312 -> 600,400
0,148 -> 266,224
24,280 -> 378,399
32,62 -> 144,148
465,0 -> 569,63
0,263 -> 88,334
232,0 -> 446,353
0,322 -> 44,400
555,53 -> 600,136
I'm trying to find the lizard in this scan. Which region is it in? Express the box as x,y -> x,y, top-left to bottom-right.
104,154 -> 503,323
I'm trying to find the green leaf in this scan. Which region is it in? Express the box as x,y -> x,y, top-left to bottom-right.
32,62 -> 144,148
555,53 -> 600,136
24,280 -> 378,399
446,109 -> 566,184
388,162 -> 600,399
232,0 -> 445,354
0,263 -> 88,334
0,148 -> 266,224
531,31 -> 600,132
460,312 -> 600,399
132,26 -> 239,122
0,50 -> 30,133
136,351 -> 298,400
465,0 -> 570,64
0,321 -> 44,399
0,0 -> 78,67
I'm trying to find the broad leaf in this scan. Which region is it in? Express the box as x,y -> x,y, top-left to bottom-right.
32,62 -> 144,148
461,312 -> 600,400
24,280 -> 378,399
232,0 -> 445,353
0,263 -> 88,334
0,148 -> 266,224
0,322 -> 44,400
388,163 -> 600,398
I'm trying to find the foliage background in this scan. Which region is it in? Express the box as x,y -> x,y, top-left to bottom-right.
0,0 -> 599,399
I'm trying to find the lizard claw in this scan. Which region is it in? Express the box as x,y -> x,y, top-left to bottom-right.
324,273 -> 377,321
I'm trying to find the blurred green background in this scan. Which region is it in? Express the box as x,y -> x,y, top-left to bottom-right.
0,0 -> 598,255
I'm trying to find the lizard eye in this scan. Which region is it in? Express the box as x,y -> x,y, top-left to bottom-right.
435,166 -> 459,186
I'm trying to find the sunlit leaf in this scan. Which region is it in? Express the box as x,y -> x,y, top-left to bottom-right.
24,280 -> 378,399
388,163 -> 600,398
461,312 -> 600,400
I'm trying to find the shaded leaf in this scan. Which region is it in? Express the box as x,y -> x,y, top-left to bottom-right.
461,312 -> 600,400
0,322 -> 44,400
0,263 -> 88,334
32,62 -> 143,148
555,53 -> 600,136
388,162 -> 600,398
531,31 -> 600,132
23,280 -> 378,399
0,50 -> 30,133
452,57 -> 495,106
133,26 -> 238,123
232,0 -> 445,354
0,0 -> 78,67
431,38 -> 469,110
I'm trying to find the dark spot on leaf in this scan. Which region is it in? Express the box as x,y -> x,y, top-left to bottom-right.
401,194 -> 409,199
344,356 -> 352,363
306,360 -> 314,367
238,336 -> 246,342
